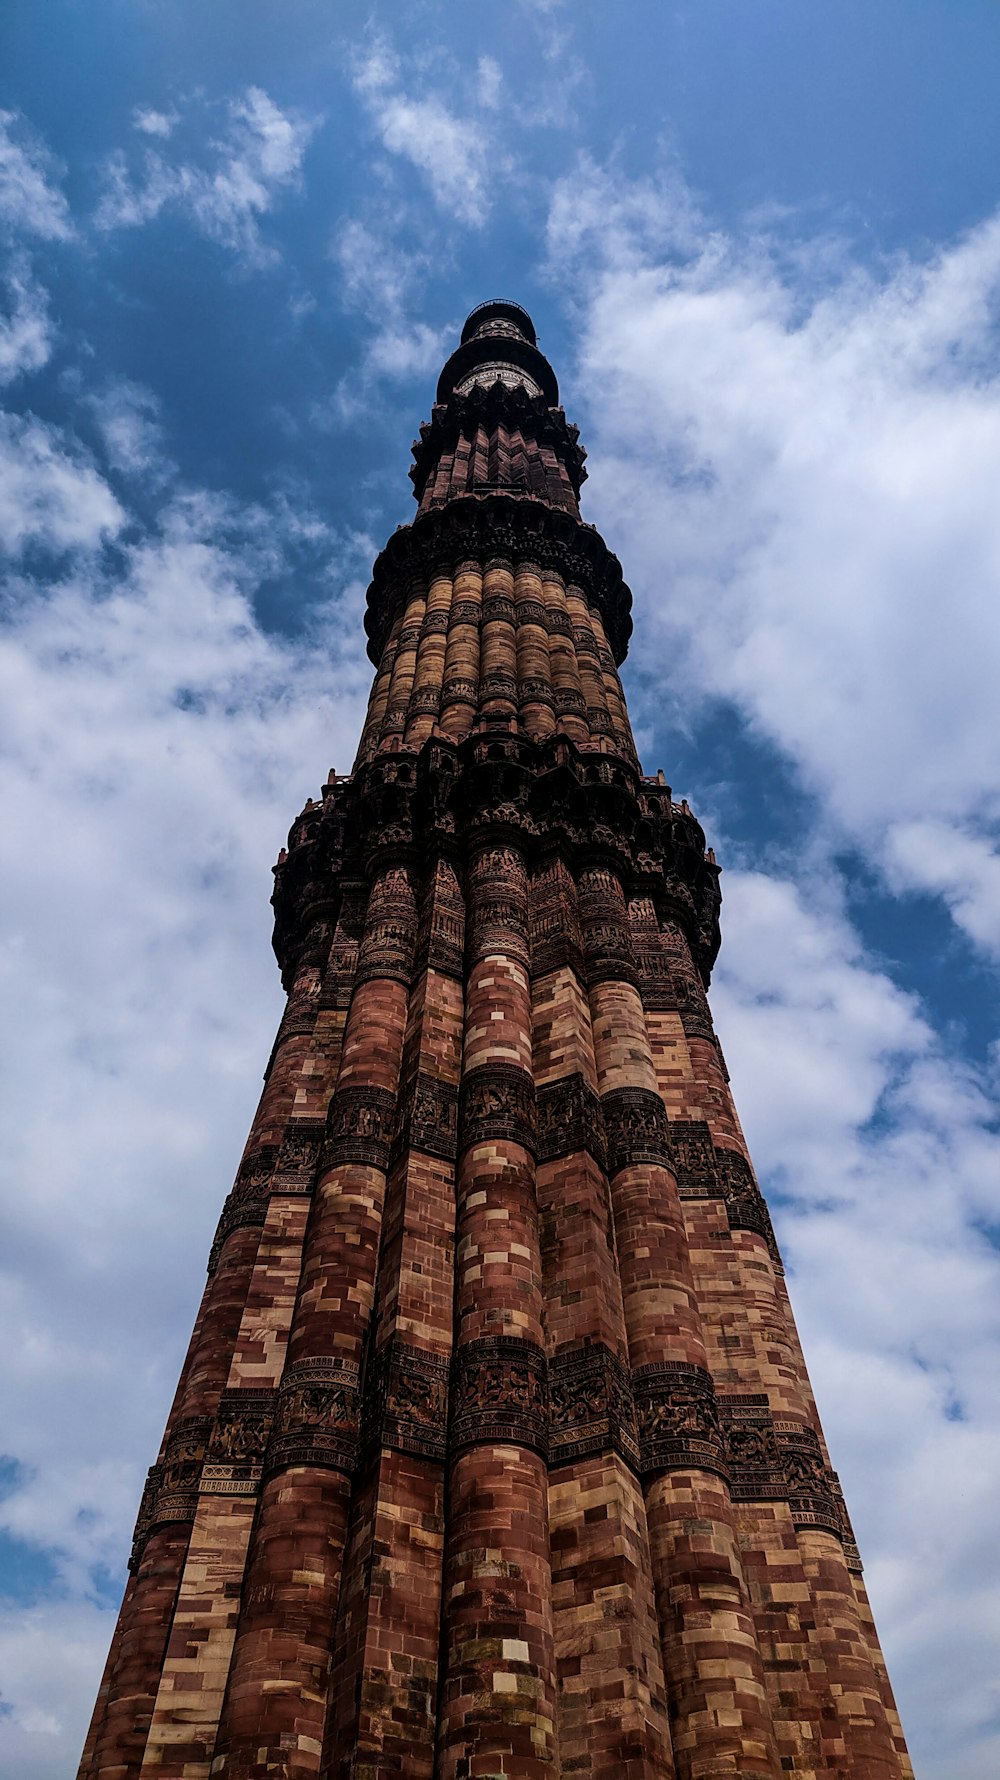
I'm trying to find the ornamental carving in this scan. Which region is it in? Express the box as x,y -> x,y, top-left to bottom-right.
632,1363 -> 726,1477
361,1340 -> 450,1464
322,1086 -> 397,1172
393,1071 -> 459,1163
536,1074 -> 606,1169
202,1389 -> 276,1496
667,1120 -> 722,1198
777,1425 -> 842,1536
549,1344 -> 638,1469
601,1087 -> 672,1176
129,1415 -> 213,1566
715,1147 -> 781,1264
459,1064 -> 536,1156
269,1358 -> 361,1475
450,1337 -> 548,1455
272,1121 -> 324,1193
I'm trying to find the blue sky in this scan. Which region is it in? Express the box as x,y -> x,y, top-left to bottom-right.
1,4 -> 999,1775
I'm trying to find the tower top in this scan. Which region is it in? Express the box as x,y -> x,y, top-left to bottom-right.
460,299 -> 537,346
438,298 -> 558,404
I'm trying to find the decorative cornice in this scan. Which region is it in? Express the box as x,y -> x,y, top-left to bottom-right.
364,492 -> 633,666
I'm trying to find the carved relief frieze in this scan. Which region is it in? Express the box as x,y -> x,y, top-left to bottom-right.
668,1119 -> 723,1199
715,1147 -> 781,1265
202,1389 -> 276,1496
601,1086 -> 672,1177
459,1063 -> 537,1157
321,1086 -> 397,1173
450,1336 -> 548,1456
361,1339 -> 450,1464
549,1344 -> 638,1470
392,1070 -> 459,1163
536,1074 -> 606,1170
268,1358 -> 361,1475
632,1362 -> 726,1478
272,1120 -> 325,1194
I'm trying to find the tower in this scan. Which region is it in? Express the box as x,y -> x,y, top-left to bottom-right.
79,301 -> 912,1779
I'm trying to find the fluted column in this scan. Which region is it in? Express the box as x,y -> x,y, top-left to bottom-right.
438,561 -> 481,740
79,911 -> 336,1780
577,863 -> 780,1780
531,852 -> 673,1777
436,841 -> 557,1780
212,860 -> 417,1778
321,857 -> 465,1779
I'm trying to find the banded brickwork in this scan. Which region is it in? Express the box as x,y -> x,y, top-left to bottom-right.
80,301 -> 910,1780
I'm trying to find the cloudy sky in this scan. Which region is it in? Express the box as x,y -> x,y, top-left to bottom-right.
1,3 -> 999,1774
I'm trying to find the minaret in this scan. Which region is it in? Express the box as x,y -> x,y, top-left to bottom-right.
79,301 -> 912,1779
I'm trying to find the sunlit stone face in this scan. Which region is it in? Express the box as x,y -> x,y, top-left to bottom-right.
454,360 -> 542,397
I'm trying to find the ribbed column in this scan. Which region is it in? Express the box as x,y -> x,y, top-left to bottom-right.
378,580 -> 426,750
514,561 -> 556,739
543,572 -> 589,744
79,908 -> 336,1780
438,561 -> 481,740
354,611 -> 403,770
578,864 -> 780,1780
212,861 -> 417,1779
322,858 -> 464,1779
404,569 -> 452,748
140,910 -> 347,1777
531,853 -> 673,1778
640,903 -> 903,1775
436,841 -> 557,1780
478,559 -> 518,726
589,604 -> 639,767
565,585 -> 615,748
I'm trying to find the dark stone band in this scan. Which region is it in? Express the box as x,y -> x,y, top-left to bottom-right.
450,1336 -> 548,1456
322,1086 -> 398,1172
601,1086 -> 672,1175
459,1063 -> 537,1156
549,1344 -> 638,1470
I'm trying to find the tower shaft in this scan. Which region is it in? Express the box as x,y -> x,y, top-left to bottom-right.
80,302 -> 911,1780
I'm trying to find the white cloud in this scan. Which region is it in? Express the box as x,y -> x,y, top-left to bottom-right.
0,255 -> 52,384
0,112 -> 73,242
132,106 -> 177,139
87,378 -> 168,480
0,449 -> 372,1776
552,166 -> 1000,961
350,41 -> 497,228
96,87 -> 318,264
0,410 -> 123,554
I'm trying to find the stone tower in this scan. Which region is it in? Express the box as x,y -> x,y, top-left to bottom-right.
79,302 -> 911,1779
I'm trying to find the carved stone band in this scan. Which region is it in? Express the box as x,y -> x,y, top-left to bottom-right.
536,1074 -> 606,1169
720,1393 -> 846,1543
322,1085 -> 397,1172
268,1358 -> 361,1476
459,1063 -> 537,1157
202,1388 -> 276,1497
601,1086 -> 672,1176
632,1362 -> 727,1479
393,1070 -> 459,1163
667,1119 -> 723,1198
450,1336 -> 548,1456
129,1414 -> 213,1568
272,1120 -> 324,1194
715,1147 -> 781,1264
362,1339 -> 450,1464
549,1344 -> 638,1470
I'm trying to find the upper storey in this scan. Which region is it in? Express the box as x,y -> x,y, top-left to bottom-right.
409,300 -> 588,519
365,303 -> 632,670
